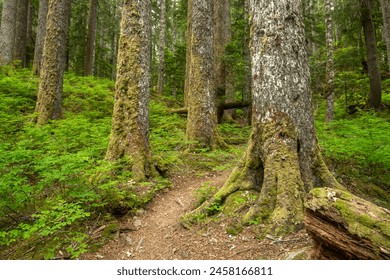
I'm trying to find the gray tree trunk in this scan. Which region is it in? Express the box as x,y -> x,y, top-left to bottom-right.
0,0 -> 17,65
325,0 -> 335,123
185,0 -> 220,149
380,0 -> 390,71
105,0 -> 157,181
34,0 -> 71,124
33,0 -> 49,75
214,0 -> 234,120
14,0 -> 29,67
157,0 -> 166,95
182,0 -> 342,236
184,0 -> 193,106
84,0 -> 98,76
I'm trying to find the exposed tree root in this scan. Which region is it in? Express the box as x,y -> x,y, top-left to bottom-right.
181,111 -> 306,236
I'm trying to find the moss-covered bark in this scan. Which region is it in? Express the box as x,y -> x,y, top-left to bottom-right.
305,188 -> 390,259
105,0 -> 157,182
185,0 -> 222,150
181,0 -> 343,237
34,0 -> 71,125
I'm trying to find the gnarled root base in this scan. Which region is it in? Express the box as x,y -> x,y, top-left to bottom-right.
181,111 -> 307,237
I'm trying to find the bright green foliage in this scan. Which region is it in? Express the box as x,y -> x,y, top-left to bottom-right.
0,67 -> 169,259
316,101 -> 390,202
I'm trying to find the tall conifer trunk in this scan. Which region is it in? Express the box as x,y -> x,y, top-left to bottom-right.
157,0 -> 166,95
0,0 -> 17,65
182,0 -> 342,236
105,0 -> 157,182
325,0 -> 335,123
33,0 -> 49,75
185,0 -> 220,149
14,0 -> 29,67
34,0 -> 71,124
380,0 -> 390,71
361,0 -> 382,110
84,0 -> 98,76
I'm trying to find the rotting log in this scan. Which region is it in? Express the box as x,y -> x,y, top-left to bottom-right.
305,187 -> 390,259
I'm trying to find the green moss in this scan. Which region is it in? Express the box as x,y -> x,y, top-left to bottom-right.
103,223 -> 119,238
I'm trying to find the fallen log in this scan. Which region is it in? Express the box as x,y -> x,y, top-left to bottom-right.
171,101 -> 251,115
304,187 -> 390,259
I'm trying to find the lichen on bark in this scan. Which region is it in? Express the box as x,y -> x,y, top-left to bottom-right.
105,0 -> 157,182
181,0 -> 343,237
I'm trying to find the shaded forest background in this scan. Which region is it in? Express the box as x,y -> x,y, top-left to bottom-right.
0,0 -> 389,259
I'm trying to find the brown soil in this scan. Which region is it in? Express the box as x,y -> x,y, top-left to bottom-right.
81,171 -> 313,260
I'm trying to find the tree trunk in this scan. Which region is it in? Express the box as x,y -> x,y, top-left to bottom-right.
157,0 -> 166,95
32,0 -> 49,75
214,0 -> 234,121
361,0 -> 382,110
185,0 -> 220,149
243,0 -> 252,125
14,0 -> 29,67
181,0 -> 342,236
325,0 -> 335,123
305,188 -> 390,260
381,0 -> 390,71
84,0 -> 98,76
105,0 -> 157,182
34,0 -> 71,125
0,0 -> 17,65
183,0 -> 192,106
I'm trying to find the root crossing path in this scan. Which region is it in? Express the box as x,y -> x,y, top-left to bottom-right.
81,171 -> 312,260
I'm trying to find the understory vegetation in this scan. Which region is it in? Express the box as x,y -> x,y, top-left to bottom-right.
0,65 -> 389,259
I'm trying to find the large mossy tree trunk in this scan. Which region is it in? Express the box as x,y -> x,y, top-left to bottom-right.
361,0 -> 382,110
105,0 -> 157,182
185,0 -> 220,149
34,0 -> 71,125
181,0 -> 342,237
0,0 -> 17,65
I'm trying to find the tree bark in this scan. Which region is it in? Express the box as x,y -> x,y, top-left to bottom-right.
305,188 -> 390,260
183,0 -> 192,106
181,0 -> 342,236
0,0 -> 17,65
84,0 -> 98,76
14,0 -> 29,67
361,0 -> 382,110
105,0 -> 157,182
185,0 -> 220,149
325,0 -> 335,123
157,0 -> 166,95
34,0 -> 71,125
33,0 -> 49,75
381,0 -> 390,71
214,0 -> 234,120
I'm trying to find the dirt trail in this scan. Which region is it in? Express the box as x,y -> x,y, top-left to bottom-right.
81,171 -> 312,260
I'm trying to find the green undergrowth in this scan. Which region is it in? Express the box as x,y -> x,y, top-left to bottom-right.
315,88 -> 390,208
1,66 -> 389,258
0,68 -> 170,259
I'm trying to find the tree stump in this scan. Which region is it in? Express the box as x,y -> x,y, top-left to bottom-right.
305,188 -> 390,259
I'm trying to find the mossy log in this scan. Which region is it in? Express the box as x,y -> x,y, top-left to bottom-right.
305,188 -> 390,259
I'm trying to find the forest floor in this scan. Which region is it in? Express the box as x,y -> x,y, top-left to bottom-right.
81,170 -> 313,260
